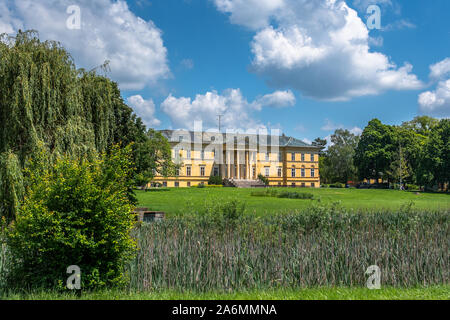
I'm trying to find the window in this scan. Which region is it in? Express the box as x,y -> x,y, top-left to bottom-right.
266,152 -> 270,161
301,182 -> 305,188
292,182 -> 296,187
311,168 -> 315,177
278,152 -> 282,161
301,153 -> 305,162
175,182 -> 179,187
186,166 -> 191,176
213,167 -> 219,176
187,149 -> 191,159
277,167 -> 282,177
175,168 -> 180,176
187,182 -> 191,187
291,153 -> 296,161
301,168 -> 305,177
163,182 -> 167,187
265,167 -> 270,177
200,166 -> 205,176
291,168 -> 296,177
310,153 -> 315,162
311,183 -> 315,188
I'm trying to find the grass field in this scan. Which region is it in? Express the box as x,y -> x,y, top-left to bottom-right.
136,187 -> 450,217
2,188 -> 448,300
3,286 -> 449,300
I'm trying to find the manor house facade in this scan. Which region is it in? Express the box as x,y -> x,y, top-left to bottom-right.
152,130 -> 321,188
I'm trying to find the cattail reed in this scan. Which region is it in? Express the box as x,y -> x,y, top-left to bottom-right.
128,204 -> 449,292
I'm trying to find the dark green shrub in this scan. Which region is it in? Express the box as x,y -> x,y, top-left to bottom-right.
257,174 -> 269,186
208,175 -> 223,185
277,192 -> 314,199
220,200 -> 246,222
406,184 -> 420,191
6,146 -> 136,290
145,188 -> 170,192
329,183 -> 345,188
197,182 -> 206,188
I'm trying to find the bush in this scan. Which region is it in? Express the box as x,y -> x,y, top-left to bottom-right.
329,183 -> 345,188
257,174 -> 269,186
406,184 -> 420,191
208,175 -> 223,186
5,146 -> 137,290
277,192 -> 314,199
197,182 -> 206,188
250,190 -> 313,200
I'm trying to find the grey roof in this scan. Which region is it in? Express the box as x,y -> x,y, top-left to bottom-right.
159,130 -> 319,149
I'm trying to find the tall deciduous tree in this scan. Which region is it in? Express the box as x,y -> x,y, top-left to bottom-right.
312,137 -> 327,156
401,116 -> 439,136
354,119 -> 396,181
0,31 -> 174,222
324,129 -> 359,184
419,119 -> 449,189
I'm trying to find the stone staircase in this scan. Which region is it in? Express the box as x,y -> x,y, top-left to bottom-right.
224,179 -> 266,188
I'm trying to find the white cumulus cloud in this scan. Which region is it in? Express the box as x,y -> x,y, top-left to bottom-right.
127,95 -> 161,128
429,58 -> 450,80
214,0 -> 284,30
253,90 -> 296,110
215,0 -> 424,101
160,89 -> 293,131
418,58 -> 450,117
0,0 -> 170,90
418,80 -> 450,117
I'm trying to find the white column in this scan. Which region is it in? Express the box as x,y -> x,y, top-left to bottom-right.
246,151 -> 249,179
221,151 -> 225,177
227,151 -> 231,178
251,151 -> 256,180
236,150 -> 241,180
251,151 -> 254,179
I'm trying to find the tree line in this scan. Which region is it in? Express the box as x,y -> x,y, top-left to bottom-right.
314,116 -> 449,190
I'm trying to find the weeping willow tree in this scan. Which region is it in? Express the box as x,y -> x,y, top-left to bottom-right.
0,30 -> 174,223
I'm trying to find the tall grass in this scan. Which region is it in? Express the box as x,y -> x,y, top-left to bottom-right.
129,204 -> 449,292
1,202 -> 448,294
0,228 -> 9,291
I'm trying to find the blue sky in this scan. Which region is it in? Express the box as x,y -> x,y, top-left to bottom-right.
1,0 -> 449,143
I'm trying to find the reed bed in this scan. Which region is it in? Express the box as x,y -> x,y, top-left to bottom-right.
129,206 -> 449,292
0,234 -> 9,290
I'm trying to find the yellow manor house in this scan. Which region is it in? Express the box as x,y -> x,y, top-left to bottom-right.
152,130 -> 321,188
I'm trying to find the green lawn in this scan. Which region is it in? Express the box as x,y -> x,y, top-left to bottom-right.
3,287 -> 449,300
136,187 -> 450,217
